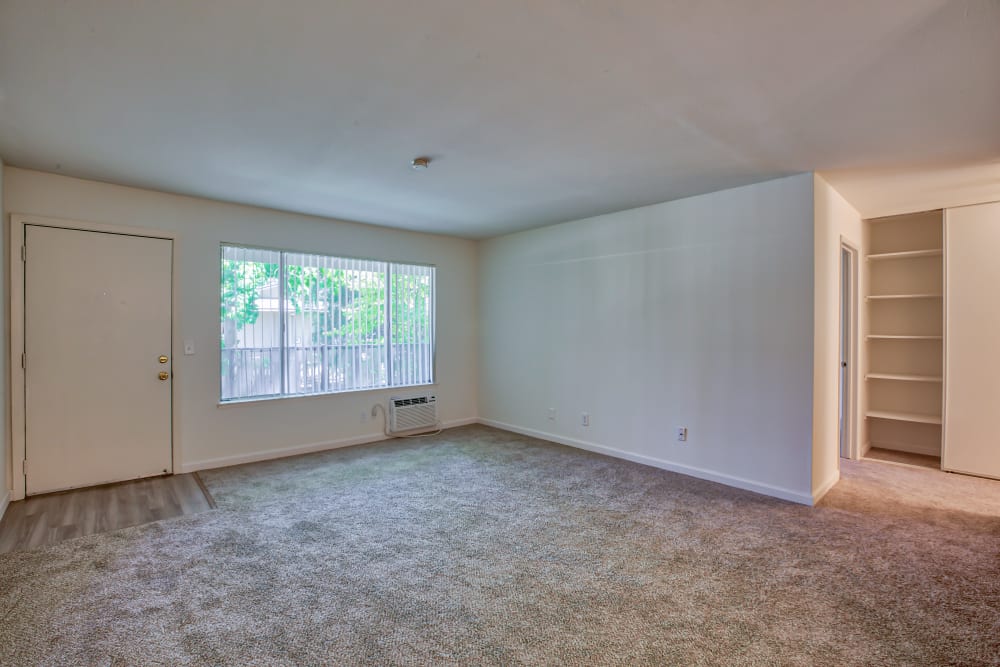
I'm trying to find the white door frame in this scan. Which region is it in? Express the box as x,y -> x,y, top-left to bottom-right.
8,213 -> 181,501
940,209 -> 949,470
838,238 -> 860,461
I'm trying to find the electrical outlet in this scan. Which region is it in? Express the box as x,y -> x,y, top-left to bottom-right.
548,408 -> 556,421
581,412 -> 590,427
677,427 -> 688,442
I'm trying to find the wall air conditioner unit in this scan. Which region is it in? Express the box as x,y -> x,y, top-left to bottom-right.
389,394 -> 438,434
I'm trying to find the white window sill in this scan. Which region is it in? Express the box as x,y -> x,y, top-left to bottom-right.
216,382 -> 437,408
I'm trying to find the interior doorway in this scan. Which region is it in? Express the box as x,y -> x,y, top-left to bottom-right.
21,224 -> 174,495
838,241 -> 859,460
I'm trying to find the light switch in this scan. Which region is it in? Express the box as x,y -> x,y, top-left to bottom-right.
183,339 -> 195,355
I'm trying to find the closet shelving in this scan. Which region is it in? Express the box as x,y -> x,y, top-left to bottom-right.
863,210 -> 944,461
866,410 -> 942,425
866,249 -> 942,261
866,334 -> 941,341
866,293 -> 941,300
865,373 -> 942,383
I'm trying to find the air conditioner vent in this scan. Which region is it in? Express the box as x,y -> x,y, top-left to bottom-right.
389,394 -> 437,433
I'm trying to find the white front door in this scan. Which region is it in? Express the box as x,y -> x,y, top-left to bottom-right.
24,225 -> 173,495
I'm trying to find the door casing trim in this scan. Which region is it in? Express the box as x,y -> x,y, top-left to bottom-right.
839,237 -> 861,461
8,213 -> 180,501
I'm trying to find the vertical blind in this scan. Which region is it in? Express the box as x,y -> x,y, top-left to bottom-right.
390,262 -> 435,387
220,244 -> 435,401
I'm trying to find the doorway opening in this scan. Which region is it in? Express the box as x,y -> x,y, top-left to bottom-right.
838,240 -> 859,461
861,211 -> 944,471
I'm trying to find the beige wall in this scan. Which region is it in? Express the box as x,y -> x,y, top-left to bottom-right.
944,201 -> 1000,479
812,175 -> 863,501
821,161 -> 1000,220
479,174 -> 818,503
2,167 -> 479,481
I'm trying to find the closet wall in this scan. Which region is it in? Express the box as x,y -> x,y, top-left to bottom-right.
864,210 -> 944,460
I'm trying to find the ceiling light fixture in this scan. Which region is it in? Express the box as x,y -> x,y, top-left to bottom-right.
411,156 -> 431,170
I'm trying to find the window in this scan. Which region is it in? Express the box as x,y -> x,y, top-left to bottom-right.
220,244 -> 434,401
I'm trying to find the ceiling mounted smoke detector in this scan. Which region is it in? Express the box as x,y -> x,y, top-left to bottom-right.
411,156 -> 431,170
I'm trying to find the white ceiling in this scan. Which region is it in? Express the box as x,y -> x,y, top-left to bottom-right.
1,1 -> 998,238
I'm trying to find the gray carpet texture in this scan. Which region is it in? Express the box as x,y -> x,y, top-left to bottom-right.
1,424 -> 998,665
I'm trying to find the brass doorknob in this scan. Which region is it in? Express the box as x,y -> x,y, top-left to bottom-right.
159,355 -> 169,364
158,371 -> 170,381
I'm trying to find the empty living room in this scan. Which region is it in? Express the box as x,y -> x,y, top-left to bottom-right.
2,1 -> 999,664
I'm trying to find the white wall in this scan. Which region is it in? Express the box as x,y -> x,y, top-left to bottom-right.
944,201 -> 1000,479
3,167 -> 479,480
812,175 -> 863,501
479,174 -> 817,503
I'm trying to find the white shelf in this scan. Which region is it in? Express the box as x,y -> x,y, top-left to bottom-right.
867,334 -> 942,341
866,293 -> 942,301
866,410 -> 942,425
865,214 -> 945,436
866,373 -> 942,383
866,249 -> 942,261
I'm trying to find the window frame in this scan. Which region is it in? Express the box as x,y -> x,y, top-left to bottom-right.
219,242 -> 436,404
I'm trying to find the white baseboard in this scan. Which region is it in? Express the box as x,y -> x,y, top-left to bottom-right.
179,417 -> 478,473
177,417 -> 816,506
440,417 -> 479,428
478,419 -> 814,505
811,470 -> 840,504
0,489 -> 10,522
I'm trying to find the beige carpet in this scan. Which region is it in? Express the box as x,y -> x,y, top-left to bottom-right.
1,424 -> 998,665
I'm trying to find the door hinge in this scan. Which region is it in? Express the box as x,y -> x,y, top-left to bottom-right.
21,245 -> 26,262
22,459 -> 27,476
21,352 -> 25,370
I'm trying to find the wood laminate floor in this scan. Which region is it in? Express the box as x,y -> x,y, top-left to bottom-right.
0,473 -> 215,553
